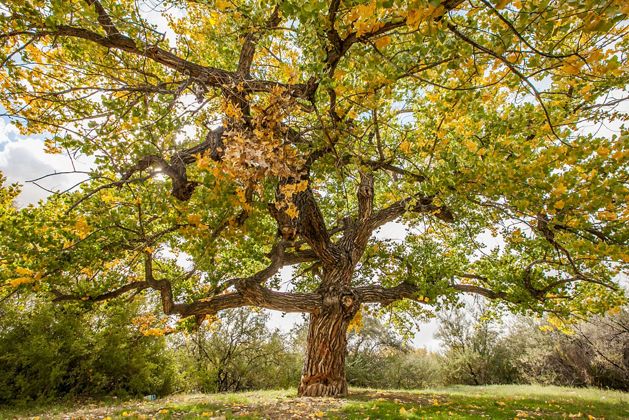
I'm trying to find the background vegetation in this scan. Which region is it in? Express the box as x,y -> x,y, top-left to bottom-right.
1,296 -> 626,406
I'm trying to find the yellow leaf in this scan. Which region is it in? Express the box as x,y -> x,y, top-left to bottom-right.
196,152 -> 211,170
495,0 -> 511,9
607,306 -> 621,315
552,183 -> 567,196
294,179 -> 309,193
187,213 -> 202,225
399,140 -> 411,154
314,410 -> 324,418
463,138 -> 478,153
285,203 -> 299,219
374,36 -> 391,49
43,138 -> 63,154
554,200 -> 565,210
215,0 -> 230,11
15,267 -> 34,276
74,217 -> 91,240
7,277 -> 35,287
596,146 -> 610,157
348,310 -> 364,333
407,10 -> 422,28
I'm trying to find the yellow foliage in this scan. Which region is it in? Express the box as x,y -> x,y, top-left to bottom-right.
596,146 -> 610,157
284,202 -> 299,219
463,138 -> 478,153
15,266 -> 34,276
348,309 -> 363,333
374,36 -> 391,49
43,138 -> 63,154
552,183 -> 567,196
196,152 -> 211,170
7,277 -> 35,287
215,0 -> 230,10
187,213 -> 202,225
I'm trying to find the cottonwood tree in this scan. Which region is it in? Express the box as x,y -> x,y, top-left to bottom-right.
1,0 -> 628,397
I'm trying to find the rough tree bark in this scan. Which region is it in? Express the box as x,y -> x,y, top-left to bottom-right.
298,294 -> 359,396
298,266 -> 360,397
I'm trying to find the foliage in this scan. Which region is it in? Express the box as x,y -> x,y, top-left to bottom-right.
346,315 -> 442,389
437,304 -> 629,390
508,308 -> 629,390
0,297 -> 176,404
173,308 -> 301,393
437,306 -> 519,385
0,0 -> 627,324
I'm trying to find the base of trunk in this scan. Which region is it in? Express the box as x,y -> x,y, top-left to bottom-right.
298,376 -> 347,397
297,292 -> 359,398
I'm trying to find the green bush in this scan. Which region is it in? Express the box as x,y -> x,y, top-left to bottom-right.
0,298 -> 176,404
173,308 -> 301,393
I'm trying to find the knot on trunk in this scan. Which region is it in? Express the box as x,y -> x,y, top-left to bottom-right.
341,295 -> 353,307
340,291 -> 360,319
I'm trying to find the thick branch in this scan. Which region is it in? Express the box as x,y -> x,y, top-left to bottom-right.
451,284 -> 508,299
181,287 -> 321,316
354,282 -> 423,306
4,26 -> 311,99
237,5 -> 281,77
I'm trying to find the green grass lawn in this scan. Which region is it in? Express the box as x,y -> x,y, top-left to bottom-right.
1,385 -> 627,419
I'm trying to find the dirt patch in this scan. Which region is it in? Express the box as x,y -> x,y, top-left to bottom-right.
227,396 -> 345,419
348,389 -> 447,405
20,393 -> 347,419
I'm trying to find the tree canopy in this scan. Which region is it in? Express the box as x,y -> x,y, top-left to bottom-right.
0,0 -> 628,396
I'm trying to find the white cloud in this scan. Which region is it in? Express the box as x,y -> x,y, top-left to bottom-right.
0,121 -> 92,206
0,117 -> 20,151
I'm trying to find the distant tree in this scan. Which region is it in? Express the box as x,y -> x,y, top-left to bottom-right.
509,308 -> 629,390
1,0 -> 628,396
176,308 -> 298,392
437,307 -> 518,385
345,314 -> 405,387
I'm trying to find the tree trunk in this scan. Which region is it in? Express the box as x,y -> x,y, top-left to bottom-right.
298,292 -> 359,397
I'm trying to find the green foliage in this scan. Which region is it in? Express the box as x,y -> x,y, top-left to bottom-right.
0,298 -> 176,404
173,309 -> 301,393
437,307 -> 519,386
0,0 -> 627,331
508,309 -> 629,390
345,315 -> 442,389
437,304 -> 629,390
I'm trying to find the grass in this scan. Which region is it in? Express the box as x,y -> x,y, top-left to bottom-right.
1,385 -> 627,419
